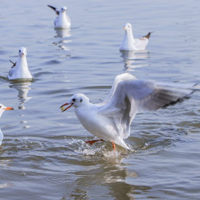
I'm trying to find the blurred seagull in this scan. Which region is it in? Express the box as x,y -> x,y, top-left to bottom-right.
120,23 -> 152,51
8,47 -> 33,80
0,104 -> 14,145
48,5 -> 71,29
60,73 -> 193,150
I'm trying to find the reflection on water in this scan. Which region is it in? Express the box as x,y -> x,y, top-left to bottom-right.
120,50 -> 149,70
55,28 -> 71,38
0,182 -> 14,189
69,155 -> 139,200
9,82 -> 32,109
0,0 -> 200,199
53,29 -> 72,52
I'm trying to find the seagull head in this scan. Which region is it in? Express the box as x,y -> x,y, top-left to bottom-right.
0,104 -> 14,118
60,6 -> 67,13
60,93 -> 90,112
123,23 -> 132,31
18,47 -> 27,57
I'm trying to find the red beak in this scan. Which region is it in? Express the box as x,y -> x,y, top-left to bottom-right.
4,107 -> 14,111
60,103 -> 73,112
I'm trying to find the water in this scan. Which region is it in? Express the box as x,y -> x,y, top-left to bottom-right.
0,0 -> 200,199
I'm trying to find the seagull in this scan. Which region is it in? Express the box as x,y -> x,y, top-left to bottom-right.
60,73 -> 193,150
120,23 -> 152,51
0,104 -> 14,145
8,47 -> 33,80
48,5 -> 71,29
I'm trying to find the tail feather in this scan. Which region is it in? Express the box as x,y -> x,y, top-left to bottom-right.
114,137 -> 130,150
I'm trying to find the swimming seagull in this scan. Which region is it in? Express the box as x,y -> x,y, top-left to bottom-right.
8,47 -> 33,80
0,104 -> 14,145
120,23 -> 152,51
60,73 -> 193,150
48,5 -> 71,29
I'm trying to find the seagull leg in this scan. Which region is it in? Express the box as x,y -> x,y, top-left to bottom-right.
111,141 -> 116,151
85,139 -> 104,145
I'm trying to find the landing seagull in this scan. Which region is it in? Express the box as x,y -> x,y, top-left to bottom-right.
0,104 -> 14,145
60,73 -> 193,150
120,23 -> 152,51
8,47 -> 33,80
48,5 -> 71,29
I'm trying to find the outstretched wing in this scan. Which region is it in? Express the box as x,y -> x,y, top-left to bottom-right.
47,5 -> 59,15
99,77 -> 192,139
100,73 -> 137,105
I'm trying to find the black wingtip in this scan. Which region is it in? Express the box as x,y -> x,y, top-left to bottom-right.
47,5 -> 59,15
143,31 -> 154,39
163,95 -> 191,109
47,5 -> 56,10
9,60 -> 16,68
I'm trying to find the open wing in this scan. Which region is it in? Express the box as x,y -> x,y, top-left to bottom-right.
99,76 -> 192,139
100,73 -> 137,105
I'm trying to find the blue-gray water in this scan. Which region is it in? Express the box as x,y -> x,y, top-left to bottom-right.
0,0 -> 200,199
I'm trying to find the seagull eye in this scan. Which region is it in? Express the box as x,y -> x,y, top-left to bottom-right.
80,98 -> 83,102
19,50 -> 21,53
72,98 -> 76,102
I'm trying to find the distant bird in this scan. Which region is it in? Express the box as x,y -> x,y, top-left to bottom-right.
60,73 -> 193,150
48,5 -> 71,29
0,104 -> 14,145
8,47 -> 33,80
120,23 -> 152,51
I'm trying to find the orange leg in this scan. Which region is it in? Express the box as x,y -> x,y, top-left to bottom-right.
111,141 -> 116,151
85,139 -> 104,145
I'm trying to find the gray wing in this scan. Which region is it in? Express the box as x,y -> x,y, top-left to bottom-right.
8,67 -> 15,78
99,73 -> 137,106
48,5 -> 59,15
134,38 -> 149,50
99,79 -> 192,139
8,59 -> 17,78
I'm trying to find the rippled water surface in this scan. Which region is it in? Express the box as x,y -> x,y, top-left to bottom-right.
0,0 -> 200,199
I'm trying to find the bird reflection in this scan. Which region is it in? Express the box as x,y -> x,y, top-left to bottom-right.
67,157 -> 141,200
120,50 -> 149,71
55,28 -> 71,38
9,82 -> 32,109
53,29 -> 72,52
